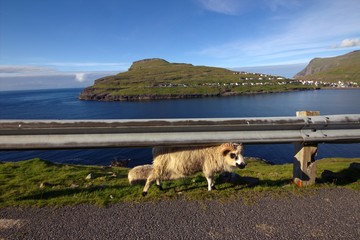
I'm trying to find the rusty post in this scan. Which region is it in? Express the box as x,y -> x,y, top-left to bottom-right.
293,111 -> 319,187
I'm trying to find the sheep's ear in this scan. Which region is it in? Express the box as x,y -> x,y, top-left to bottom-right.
222,149 -> 231,156
233,143 -> 242,150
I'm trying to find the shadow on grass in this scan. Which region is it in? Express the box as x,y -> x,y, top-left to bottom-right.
17,185 -> 127,201
157,180 -> 208,193
152,163 -> 360,194
218,178 -> 292,191
159,175 -> 292,193
318,162 -> 360,186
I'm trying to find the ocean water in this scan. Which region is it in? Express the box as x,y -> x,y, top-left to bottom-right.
0,88 -> 359,166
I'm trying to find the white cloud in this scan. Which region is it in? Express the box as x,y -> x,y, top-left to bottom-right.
333,38 -> 360,48
75,73 -> 86,82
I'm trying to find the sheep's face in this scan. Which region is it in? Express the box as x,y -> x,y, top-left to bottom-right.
222,143 -> 246,169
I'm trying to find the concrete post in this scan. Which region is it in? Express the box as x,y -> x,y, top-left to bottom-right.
293,111 -> 319,187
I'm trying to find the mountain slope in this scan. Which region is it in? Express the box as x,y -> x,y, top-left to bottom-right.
294,50 -> 360,82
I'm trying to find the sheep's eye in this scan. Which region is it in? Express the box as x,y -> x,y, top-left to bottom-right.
230,153 -> 237,159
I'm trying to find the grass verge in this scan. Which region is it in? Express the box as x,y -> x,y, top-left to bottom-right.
0,158 -> 359,208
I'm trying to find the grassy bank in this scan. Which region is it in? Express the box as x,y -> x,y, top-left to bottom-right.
0,158 -> 359,207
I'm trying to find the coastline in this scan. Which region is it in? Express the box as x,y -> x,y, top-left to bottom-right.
78,87 -> 316,102
319,86 -> 360,90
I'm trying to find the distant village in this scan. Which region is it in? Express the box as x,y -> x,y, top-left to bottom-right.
152,71 -> 359,88
295,79 -> 359,88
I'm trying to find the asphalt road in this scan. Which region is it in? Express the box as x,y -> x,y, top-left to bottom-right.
1,188 -> 359,240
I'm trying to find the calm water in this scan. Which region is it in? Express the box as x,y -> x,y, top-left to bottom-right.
0,88 -> 359,166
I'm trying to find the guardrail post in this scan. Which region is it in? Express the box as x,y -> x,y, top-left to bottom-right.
293,111 -> 320,187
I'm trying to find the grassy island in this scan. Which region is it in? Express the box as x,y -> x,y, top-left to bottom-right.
79,58 -> 312,101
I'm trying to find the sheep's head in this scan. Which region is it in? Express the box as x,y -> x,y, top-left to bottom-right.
221,143 -> 246,169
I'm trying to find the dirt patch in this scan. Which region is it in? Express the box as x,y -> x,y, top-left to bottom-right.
0,219 -> 24,230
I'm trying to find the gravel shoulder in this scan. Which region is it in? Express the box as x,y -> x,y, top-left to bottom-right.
1,188 -> 359,240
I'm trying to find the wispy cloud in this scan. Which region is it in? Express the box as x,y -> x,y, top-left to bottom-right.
197,0 -> 301,15
46,62 -> 127,67
197,0 -> 245,15
195,0 -> 360,66
0,65 -> 119,91
0,65 -> 55,74
0,62 -> 128,77
232,62 -> 307,78
0,63 -> 118,83
264,0 -> 301,11
42,62 -> 129,72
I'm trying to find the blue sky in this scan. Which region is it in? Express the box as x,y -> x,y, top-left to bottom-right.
0,0 -> 359,90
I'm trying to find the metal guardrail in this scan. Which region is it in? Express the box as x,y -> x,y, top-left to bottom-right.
0,114 -> 359,150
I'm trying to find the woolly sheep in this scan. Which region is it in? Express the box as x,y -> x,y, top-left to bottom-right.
128,164 -> 153,185
142,143 -> 245,196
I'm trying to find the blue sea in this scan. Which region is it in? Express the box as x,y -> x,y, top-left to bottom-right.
0,88 -> 359,166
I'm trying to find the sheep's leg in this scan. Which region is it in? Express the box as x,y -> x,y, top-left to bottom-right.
156,179 -> 163,190
142,172 -> 156,196
206,176 -> 216,191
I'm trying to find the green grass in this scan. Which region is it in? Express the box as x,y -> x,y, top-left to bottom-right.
0,158 -> 359,207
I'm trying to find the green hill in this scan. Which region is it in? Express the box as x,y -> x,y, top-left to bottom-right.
294,50 -> 360,83
79,58 -> 309,101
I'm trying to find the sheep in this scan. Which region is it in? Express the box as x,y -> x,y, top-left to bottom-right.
142,143 -> 245,196
128,164 -> 154,185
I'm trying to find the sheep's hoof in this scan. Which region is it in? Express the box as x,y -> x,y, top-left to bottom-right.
157,185 -> 163,191
211,186 -> 216,190
142,191 -> 147,197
